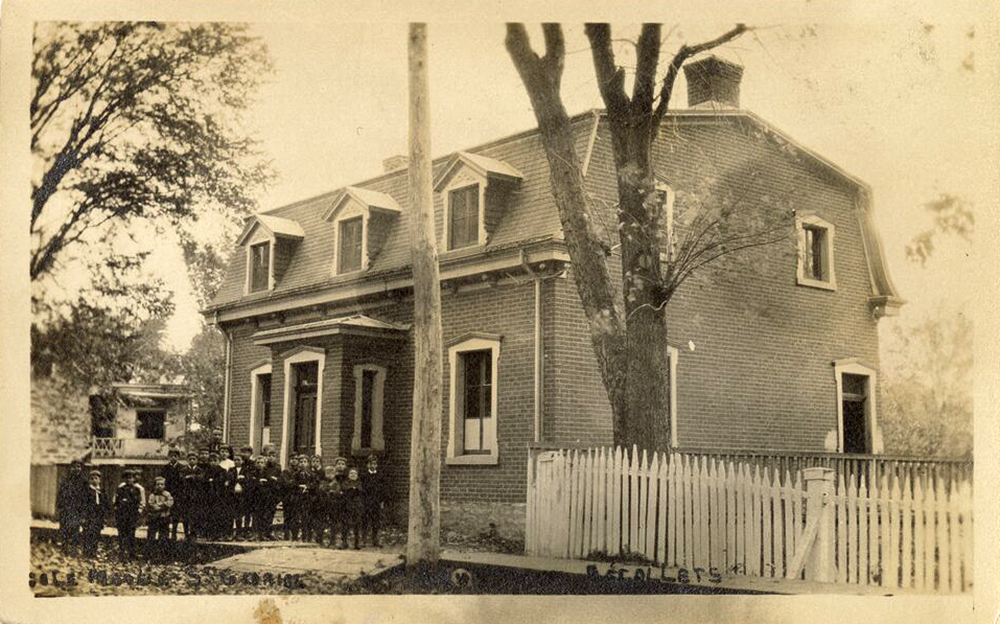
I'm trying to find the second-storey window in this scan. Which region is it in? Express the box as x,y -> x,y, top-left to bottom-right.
249,241 -> 270,292
448,185 -> 479,250
338,216 -> 363,273
796,214 -> 836,290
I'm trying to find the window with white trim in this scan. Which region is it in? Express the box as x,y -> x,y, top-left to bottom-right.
656,182 -> 676,262
833,359 -> 880,454
447,335 -> 500,465
352,364 -> 385,455
249,363 -> 272,453
447,183 -> 481,250
338,216 -> 364,274
796,214 -> 836,290
249,241 -> 271,293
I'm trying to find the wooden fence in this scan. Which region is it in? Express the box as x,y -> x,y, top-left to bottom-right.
525,446 -> 973,593
833,472 -> 973,592
672,447 -> 972,491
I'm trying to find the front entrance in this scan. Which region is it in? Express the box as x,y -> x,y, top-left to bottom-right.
291,361 -> 318,457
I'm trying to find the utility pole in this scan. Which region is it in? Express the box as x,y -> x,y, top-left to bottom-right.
405,22 -> 443,572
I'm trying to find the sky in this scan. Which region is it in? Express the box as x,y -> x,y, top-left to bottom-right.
158,6 -> 990,351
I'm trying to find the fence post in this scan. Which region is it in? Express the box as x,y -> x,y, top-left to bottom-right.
803,467 -> 836,582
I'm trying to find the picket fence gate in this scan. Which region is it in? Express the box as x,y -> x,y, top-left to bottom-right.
524,446 -> 973,593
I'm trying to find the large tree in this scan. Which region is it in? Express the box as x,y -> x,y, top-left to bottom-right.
30,21 -> 273,283
506,24 -> 789,450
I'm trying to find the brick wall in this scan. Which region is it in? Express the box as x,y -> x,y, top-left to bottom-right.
558,116 -> 883,452
223,278 -> 540,506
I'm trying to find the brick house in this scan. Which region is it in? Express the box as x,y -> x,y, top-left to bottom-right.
203,58 -> 901,534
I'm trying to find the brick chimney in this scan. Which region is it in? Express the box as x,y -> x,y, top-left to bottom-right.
382,154 -> 409,173
683,56 -> 743,109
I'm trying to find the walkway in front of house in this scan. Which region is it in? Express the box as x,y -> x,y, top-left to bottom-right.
32,518 -> 405,583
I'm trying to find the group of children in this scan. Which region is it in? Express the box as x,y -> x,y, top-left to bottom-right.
55,444 -> 388,561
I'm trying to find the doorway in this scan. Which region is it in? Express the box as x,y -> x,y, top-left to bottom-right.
291,361 -> 318,457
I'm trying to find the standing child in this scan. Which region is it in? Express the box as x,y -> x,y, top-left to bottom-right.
319,465 -> 341,547
230,454 -> 250,539
205,450 -> 227,539
306,455 -> 324,543
250,456 -> 271,540
261,445 -> 281,537
181,451 -> 203,541
145,476 -> 173,560
162,449 -> 185,541
56,460 -> 87,554
360,454 -> 387,547
340,467 -> 364,550
114,469 -> 143,561
80,469 -> 109,558
280,456 -> 301,540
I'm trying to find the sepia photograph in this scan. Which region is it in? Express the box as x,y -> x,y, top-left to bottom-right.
1,1 -> 997,622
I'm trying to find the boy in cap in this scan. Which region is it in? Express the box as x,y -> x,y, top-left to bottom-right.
260,445 -> 281,537
318,465 -> 340,547
180,451 -> 202,541
80,469 -> 109,558
145,476 -> 173,560
340,467 -> 364,549
205,449 -> 228,539
305,455 -> 325,543
279,455 -> 301,540
162,448 -> 185,541
56,459 -> 88,554
229,454 -> 249,539
249,455 -> 270,540
114,469 -> 143,561
360,454 -> 387,547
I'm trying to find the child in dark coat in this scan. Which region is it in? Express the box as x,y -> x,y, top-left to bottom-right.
56,460 -> 87,553
340,467 -> 364,550
360,454 -> 387,547
162,449 -> 185,541
80,469 -> 110,557
114,469 -> 144,561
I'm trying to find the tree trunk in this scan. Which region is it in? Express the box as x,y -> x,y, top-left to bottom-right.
505,25 -> 630,443
405,22 -> 443,569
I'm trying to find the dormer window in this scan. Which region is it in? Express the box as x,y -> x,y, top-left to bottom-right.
249,241 -> 271,293
434,151 -> 523,252
338,217 -> 364,274
237,214 -> 304,295
324,186 -> 402,276
448,184 -> 481,250
796,213 -> 837,290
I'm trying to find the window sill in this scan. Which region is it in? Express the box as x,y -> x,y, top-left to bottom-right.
446,452 -> 498,466
797,277 -> 837,292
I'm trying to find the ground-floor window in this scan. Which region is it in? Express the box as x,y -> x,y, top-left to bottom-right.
833,359 -> 880,454
352,364 -> 386,455
249,363 -> 272,453
446,334 -> 500,465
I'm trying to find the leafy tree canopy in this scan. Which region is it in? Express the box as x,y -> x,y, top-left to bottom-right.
31,21 -> 274,284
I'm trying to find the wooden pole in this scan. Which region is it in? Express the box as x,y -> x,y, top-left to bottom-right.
405,22 -> 443,570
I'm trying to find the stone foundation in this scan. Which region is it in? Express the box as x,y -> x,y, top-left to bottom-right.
440,501 -> 526,542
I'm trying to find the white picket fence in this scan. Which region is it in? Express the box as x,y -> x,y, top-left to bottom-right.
833,472 -> 974,592
525,446 -> 973,593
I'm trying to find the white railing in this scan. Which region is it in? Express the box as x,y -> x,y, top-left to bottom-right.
91,437 -> 169,459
